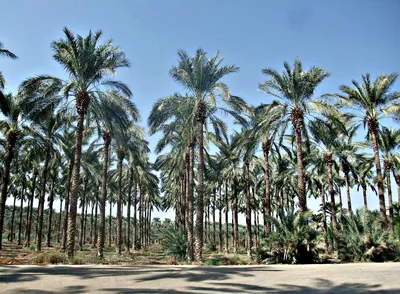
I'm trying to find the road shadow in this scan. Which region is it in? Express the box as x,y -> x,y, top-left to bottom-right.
2,266 -> 400,293
0,265 -> 277,284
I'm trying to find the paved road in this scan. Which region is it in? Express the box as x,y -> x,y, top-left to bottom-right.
0,263 -> 399,293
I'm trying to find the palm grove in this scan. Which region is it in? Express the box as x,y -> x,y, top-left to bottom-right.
1,28 -> 399,263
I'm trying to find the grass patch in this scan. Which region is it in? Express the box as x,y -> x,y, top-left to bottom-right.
34,253 -> 66,264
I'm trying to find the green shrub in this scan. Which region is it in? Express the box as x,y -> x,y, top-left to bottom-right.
69,257 -> 83,265
34,254 -> 45,264
257,207 -> 319,264
159,227 -> 187,261
48,253 -> 66,264
335,208 -> 398,262
206,239 -> 217,252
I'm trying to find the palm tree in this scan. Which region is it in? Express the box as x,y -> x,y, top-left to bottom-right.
252,103 -> 286,235
355,156 -> 376,210
379,127 -> 400,230
149,95 -> 196,261
0,93 -> 53,250
24,28 -> 132,257
33,110 -> 64,251
233,127 -> 256,257
309,119 -> 344,235
169,48 -> 247,261
0,41 -> 18,92
259,58 -> 330,213
332,73 -> 400,226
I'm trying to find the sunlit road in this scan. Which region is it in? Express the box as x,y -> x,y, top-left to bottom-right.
1,263 -> 399,293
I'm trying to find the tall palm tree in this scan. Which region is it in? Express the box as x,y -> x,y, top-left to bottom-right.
0,93 -> 53,250
259,58 -> 330,213
24,28 -> 132,257
169,48 -> 247,261
379,127 -> 400,230
252,102 -> 286,235
309,119 -> 344,235
332,73 -> 400,225
33,110 -> 64,251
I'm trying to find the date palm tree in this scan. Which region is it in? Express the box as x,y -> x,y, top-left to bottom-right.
0,41 -> 18,92
24,28 -> 132,257
169,48 -> 248,261
332,73 -> 400,226
355,156 -> 376,210
33,110 -> 65,251
252,102 -> 287,235
0,93 -> 54,250
379,127 -> 400,230
259,58 -> 330,213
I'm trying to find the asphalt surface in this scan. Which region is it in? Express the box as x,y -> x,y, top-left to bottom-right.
0,263 -> 399,293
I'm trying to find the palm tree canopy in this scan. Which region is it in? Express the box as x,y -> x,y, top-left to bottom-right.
259,58 -> 330,112
333,73 -> 400,128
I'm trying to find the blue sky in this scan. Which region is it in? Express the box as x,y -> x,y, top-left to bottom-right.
2,0 -> 400,220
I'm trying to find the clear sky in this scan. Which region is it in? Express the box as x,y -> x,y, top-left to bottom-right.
2,0 -> 400,221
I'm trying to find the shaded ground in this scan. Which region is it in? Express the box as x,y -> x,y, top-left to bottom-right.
1,263 -> 399,293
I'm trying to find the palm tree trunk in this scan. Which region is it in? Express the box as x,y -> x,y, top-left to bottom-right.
139,189 -> 143,249
0,131 -> 17,250
195,102 -> 206,261
394,173 -> 400,204
24,194 -> 31,246
326,152 -> 338,232
97,130 -> 110,258
79,176 -> 88,251
245,161 -> 252,257
90,202 -> 94,245
134,182 -> 138,250
181,173 -> 186,231
384,160 -> 394,231
361,182 -> 368,210
84,202 -> 88,245
67,102 -> 87,257
93,185 -> 99,248
320,186 -> 329,253
126,167 -> 133,252
108,199 -> 112,248
369,120 -> 387,225
61,161 -> 73,251
344,170 -> 353,216
262,140 -> 271,235
57,199 -> 63,244
218,186 -> 222,252
25,169 -> 38,247
18,184 -> 25,246
337,186 -> 343,217
10,195 -> 17,242
212,189 -> 216,246
232,182 -> 238,254
225,184 -> 229,253
187,143 -> 194,261
46,176 -> 56,247
291,108 -> 307,213
116,150 -> 125,255
36,144 -> 51,251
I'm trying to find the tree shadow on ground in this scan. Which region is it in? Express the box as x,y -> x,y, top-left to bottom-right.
0,265 -> 278,284
2,266 -> 400,293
